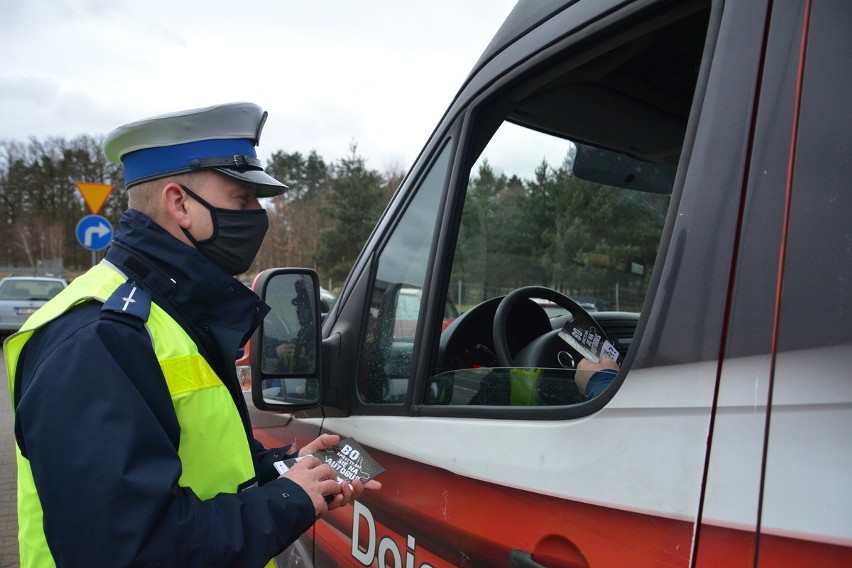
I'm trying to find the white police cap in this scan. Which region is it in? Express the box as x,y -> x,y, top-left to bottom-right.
103,102 -> 288,197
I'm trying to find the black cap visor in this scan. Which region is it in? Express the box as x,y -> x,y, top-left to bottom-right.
215,167 -> 288,198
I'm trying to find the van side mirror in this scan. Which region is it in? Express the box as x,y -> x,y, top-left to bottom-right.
250,268 -> 322,411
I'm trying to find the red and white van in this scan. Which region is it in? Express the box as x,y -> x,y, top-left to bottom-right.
244,0 -> 852,565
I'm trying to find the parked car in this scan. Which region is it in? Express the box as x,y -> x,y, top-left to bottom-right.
0,276 -> 67,335
533,296 -> 607,318
319,287 -> 336,318
393,287 -> 459,341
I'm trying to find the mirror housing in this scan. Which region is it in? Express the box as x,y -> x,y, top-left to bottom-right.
249,268 -> 323,412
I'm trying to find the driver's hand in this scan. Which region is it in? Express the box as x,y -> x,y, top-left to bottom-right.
276,342 -> 295,359
273,342 -> 296,373
576,356 -> 619,397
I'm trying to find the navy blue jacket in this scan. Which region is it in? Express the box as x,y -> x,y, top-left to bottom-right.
12,210 -> 315,567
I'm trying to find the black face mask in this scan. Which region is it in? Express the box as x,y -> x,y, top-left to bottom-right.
179,184 -> 269,275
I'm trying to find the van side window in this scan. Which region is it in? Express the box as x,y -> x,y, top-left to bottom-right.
426,6 -> 710,408
358,144 -> 452,404
428,127 -> 669,407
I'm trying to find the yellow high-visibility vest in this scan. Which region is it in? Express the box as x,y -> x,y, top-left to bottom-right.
5,262 -> 256,567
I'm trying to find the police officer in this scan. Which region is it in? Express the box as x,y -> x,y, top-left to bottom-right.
6,103 -> 379,567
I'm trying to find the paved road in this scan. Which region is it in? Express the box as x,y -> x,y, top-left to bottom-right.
0,348 -> 20,568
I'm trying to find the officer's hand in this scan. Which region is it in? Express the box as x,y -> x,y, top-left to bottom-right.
325,477 -> 383,511
296,434 -> 383,511
297,433 -> 342,457
282,456 -> 340,518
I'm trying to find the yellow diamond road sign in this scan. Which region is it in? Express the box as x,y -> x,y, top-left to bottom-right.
75,182 -> 113,215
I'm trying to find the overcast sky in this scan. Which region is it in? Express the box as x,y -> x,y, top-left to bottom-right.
0,0 -> 518,174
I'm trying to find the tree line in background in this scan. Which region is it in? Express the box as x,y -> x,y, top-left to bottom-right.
0,135 -> 666,307
0,136 -> 126,275
0,135 -> 399,289
452,159 -> 668,311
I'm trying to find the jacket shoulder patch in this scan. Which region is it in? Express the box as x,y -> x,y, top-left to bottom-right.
102,282 -> 151,322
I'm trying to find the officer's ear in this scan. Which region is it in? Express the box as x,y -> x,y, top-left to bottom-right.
161,182 -> 193,230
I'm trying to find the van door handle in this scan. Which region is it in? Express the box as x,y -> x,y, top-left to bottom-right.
509,550 -> 547,568
509,547 -> 589,568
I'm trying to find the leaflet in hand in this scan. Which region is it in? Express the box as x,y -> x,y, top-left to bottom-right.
273,437 -> 384,484
557,312 -> 620,364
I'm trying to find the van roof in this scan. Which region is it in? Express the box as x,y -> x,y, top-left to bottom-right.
471,0 -> 571,73
452,0 -> 709,170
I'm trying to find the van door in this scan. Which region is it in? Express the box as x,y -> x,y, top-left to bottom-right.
760,2 -> 852,562
261,0 -> 852,566
759,2 -> 852,553
692,1 -> 852,565
691,2 -> 852,566
307,1 -> 778,566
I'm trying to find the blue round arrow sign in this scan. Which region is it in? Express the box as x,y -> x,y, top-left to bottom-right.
76,214 -> 114,251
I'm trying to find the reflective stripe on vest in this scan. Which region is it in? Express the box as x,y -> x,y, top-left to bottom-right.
5,262 -> 256,567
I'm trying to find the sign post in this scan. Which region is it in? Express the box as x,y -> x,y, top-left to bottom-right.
76,215 -> 114,251
75,182 -> 113,215
75,182 -> 114,265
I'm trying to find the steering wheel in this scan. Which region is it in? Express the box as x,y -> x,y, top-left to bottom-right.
492,286 -> 608,368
